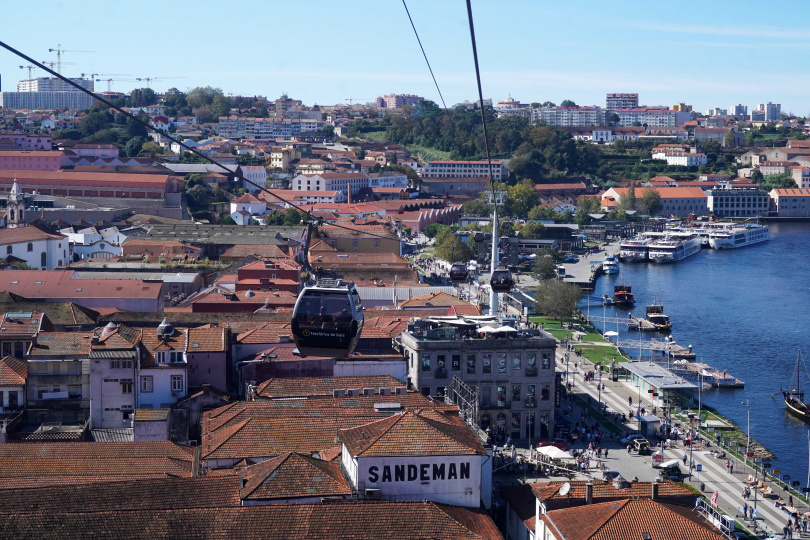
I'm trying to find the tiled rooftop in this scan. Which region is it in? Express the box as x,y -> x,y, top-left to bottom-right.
0,355 -> 27,385
255,375 -> 406,398
238,452 -> 350,500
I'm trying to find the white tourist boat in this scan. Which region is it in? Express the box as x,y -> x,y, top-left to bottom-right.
618,236 -> 652,262
647,233 -> 702,264
708,224 -> 770,250
602,254 -> 619,273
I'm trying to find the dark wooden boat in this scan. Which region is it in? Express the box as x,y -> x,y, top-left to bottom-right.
613,282 -> 635,306
783,350 -> 810,422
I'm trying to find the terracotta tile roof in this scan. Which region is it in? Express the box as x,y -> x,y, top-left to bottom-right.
202,396 -> 455,461
0,271 -> 162,301
134,408 -> 171,422
0,312 -> 43,337
0,442 -> 196,484
543,498 -> 724,540
0,476 -> 241,515
320,223 -> 398,240
91,323 -> 141,351
398,291 -> 471,308
28,332 -> 94,357
219,244 -> 290,259
238,452 -> 350,500
186,327 -> 227,352
234,322 -> 293,344
531,480 -> 694,508
0,355 -> 27,385
233,193 -> 264,204
0,500 -> 502,539
310,251 -> 410,267
340,409 -> 487,457
0,224 -> 65,244
256,375 -> 406,398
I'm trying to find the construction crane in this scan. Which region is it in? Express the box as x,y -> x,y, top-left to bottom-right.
82,73 -> 131,92
345,98 -> 371,106
96,78 -> 137,92
48,44 -> 95,90
135,76 -> 184,89
18,65 -> 35,80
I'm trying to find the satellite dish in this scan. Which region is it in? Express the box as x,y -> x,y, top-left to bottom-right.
559,482 -> 571,496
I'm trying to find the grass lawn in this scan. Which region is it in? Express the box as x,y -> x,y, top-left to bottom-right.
407,144 -> 453,163
362,130 -> 388,141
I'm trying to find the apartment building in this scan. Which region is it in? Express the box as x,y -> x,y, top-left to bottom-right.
533,106 -> 605,127
617,108 -> 690,127
606,92 -> 638,111
375,94 -> 425,109
292,172 -> 369,195
17,77 -> 94,93
217,116 -> 323,138
421,160 -> 507,181
400,317 -> 557,440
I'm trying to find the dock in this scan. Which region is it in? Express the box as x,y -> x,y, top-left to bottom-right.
627,317 -> 657,331
685,362 -> 745,388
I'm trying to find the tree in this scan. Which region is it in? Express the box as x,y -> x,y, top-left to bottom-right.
221,216 -> 237,225
608,113 -> 620,126
640,187 -> 662,216
505,179 -> 539,218
531,102 -> 541,108
723,131 -> 735,147
463,199 -> 490,216
129,88 -> 156,108
534,280 -> 582,325
560,100 -> 577,108
140,140 -> 161,156
164,87 -> 187,109
620,184 -> 636,212
78,111 -> 109,137
532,253 -> 557,281
575,197 -> 602,225
186,86 -> 223,108
322,124 -> 335,138
193,107 -> 215,123
750,170 -> 764,183
355,148 -> 366,160
423,223 -> 449,239
185,184 -> 212,212
435,234 -> 471,263
282,208 -> 306,226
125,114 -> 148,139
124,136 -> 144,157
518,221 -> 545,239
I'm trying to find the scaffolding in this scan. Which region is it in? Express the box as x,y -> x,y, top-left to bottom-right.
449,376 -> 480,430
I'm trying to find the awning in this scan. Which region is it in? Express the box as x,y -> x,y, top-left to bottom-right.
537,446 -> 574,460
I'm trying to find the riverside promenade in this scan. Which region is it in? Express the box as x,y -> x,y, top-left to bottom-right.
558,344 -> 806,539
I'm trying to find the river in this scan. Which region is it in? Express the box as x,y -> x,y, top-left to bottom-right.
586,222 -> 810,486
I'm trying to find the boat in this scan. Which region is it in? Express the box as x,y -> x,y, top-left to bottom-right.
783,350 -> 810,422
645,299 -> 671,331
612,281 -> 635,307
618,235 -> 652,262
602,254 -> 619,274
647,232 -> 702,264
708,224 -> 770,250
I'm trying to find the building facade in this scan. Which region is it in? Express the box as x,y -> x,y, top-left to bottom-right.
534,106 -> 605,127
421,160 -> 507,181
376,94 -> 425,109
705,188 -> 770,218
400,318 -> 557,440
770,188 -> 810,217
606,93 -> 638,111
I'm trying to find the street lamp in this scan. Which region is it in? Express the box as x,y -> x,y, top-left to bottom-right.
742,400 -> 750,475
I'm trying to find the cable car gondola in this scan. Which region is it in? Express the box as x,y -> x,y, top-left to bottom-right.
449,261 -> 469,283
490,268 -> 514,293
291,279 -> 364,358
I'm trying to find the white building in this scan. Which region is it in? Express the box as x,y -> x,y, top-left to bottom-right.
89,323 -> 139,429
759,102 -> 781,122
533,106 -> 605,127
339,409 -> 491,508
17,77 -> 94,93
616,108 -> 690,127
651,149 -> 707,167
0,226 -> 69,270
239,165 -> 267,193
368,172 -> 408,189
230,193 -> 267,216
138,320 -> 188,410
292,172 -> 369,196
729,104 -> 748,117
421,160 -> 507,181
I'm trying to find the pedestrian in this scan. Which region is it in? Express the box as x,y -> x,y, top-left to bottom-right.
725,460 -> 730,473
629,396 -> 632,406
683,454 -> 688,466
604,448 -> 608,458
742,503 -> 748,519
789,495 -> 794,508
729,460 -> 734,474
627,444 -> 632,454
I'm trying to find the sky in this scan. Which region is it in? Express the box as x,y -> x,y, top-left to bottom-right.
1,0 -> 809,115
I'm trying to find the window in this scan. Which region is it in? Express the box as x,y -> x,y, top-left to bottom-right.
160,351 -> 185,363
512,384 -> 521,401
466,354 -> 476,374
497,354 -> 507,374
27,243 -> 33,252
451,355 -> 460,371
542,353 -> 551,369
541,385 -> 551,401
5,246 -> 10,255
171,375 -> 183,392
421,354 -> 431,371
512,355 -> 521,371
352,239 -> 359,246
482,354 -> 491,374
121,382 -> 133,394
140,376 -> 153,393
421,386 -> 431,396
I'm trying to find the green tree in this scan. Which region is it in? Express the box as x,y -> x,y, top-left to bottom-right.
221,216 -> 237,225
140,140 -> 161,156
620,184 -> 636,212
560,99 -> 577,107
723,131 -> 735,147
505,179 -> 539,218
608,113 -> 620,126
124,136 -> 144,157
575,197 -> 602,225
186,86 -> 223,108
355,148 -> 366,160
534,280 -> 582,325
640,187 -> 662,216
463,199 -> 490,216
78,111 -> 110,137
210,94 -> 233,118
423,223 -> 450,239
518,221 -> 545,239
164,87 -> 187,109
532,252 -> 557,281
322,124 -> 335,138
528,205 -> 552,221
129,88 -> 156,108
185,184 -> 211,212
435,234 -> 472,263
282,208 -> 306,226
193,107 -> 215,123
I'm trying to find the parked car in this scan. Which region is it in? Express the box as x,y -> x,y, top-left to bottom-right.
562,255 -> 579,263
537,438 -> 568,450
633,438 -> 651,455
620,433 -> 645,445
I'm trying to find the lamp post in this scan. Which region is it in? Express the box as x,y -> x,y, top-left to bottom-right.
742,400 -> 750,474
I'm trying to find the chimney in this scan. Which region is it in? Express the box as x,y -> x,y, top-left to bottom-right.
585,483 -> 593,505
651,482 -> 658,501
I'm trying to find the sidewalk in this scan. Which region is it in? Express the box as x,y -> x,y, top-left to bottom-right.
559,346 -> 804,539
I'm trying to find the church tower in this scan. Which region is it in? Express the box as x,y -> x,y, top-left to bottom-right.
6,180 -> 26,229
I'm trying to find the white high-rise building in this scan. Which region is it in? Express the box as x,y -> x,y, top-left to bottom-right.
606,93 -> 638,112
729,104 -> 748,117
17,77 -> 94,93
758,102 -> 781,122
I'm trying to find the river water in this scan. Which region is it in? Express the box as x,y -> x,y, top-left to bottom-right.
586,222 -> 810,485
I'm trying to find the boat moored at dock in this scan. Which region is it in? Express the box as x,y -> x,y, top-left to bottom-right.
647,233 -> 702,264
645,300 -> 671,331
602,254 -> 619,274
782,350 -> 810,421
708,224 -> 770,250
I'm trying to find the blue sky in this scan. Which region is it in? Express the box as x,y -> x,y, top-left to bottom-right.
2,0 -> 809,115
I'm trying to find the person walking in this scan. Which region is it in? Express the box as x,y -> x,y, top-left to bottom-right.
683,454 -> 688,466
729,459 -> 734,474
